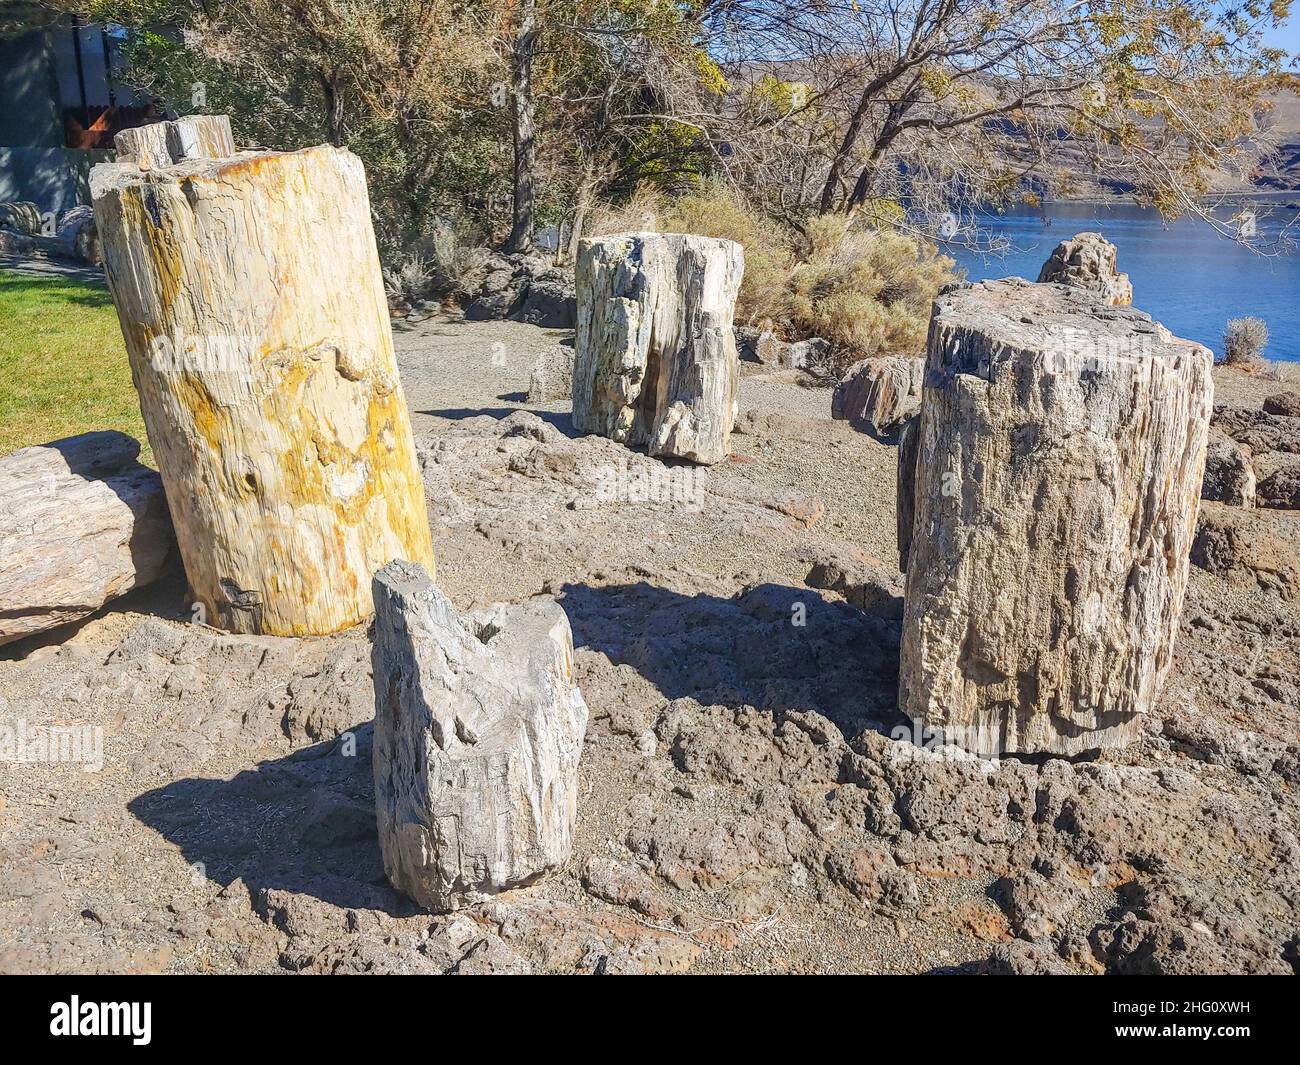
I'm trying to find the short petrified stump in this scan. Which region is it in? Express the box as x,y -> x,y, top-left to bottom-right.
371,560 -> 588,912
573,232 -> 744,464
900,279 -> 1213,757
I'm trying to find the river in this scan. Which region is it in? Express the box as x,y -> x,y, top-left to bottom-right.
946,198 -> 1300,361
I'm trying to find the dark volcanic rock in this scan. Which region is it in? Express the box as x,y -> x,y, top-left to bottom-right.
1257,463 -> 1300,509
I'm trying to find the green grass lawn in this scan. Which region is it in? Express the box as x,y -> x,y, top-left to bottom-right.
0,269 -> 150,462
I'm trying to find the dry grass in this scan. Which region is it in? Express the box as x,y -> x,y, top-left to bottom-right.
587,187 -> 955,364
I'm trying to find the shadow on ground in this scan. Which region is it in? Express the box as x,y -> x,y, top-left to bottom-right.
128,579 -> 902,910
128,724 -> 418,917
558,580 -> 904,738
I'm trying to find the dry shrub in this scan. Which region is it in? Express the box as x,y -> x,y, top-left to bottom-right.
587,185 -> 668,237
1222,316 -> 1270,371
659,189 -> 792,326
383,253 -> 433,305
588,184 -> 791,326
785,216 -> 954,374
584,189 -> 954,366
425,220 -> 489,292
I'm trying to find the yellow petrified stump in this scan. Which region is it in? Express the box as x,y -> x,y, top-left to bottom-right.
91,116 -> 434,635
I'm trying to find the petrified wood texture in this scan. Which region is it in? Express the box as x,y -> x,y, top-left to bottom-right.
900,279 -> 1213,756
113,114 -> 236,170
371,560 -> 587,912
0,431 -> 172,645
90,117 -> 433,636
573,232 -> 743,464
1037,232 -> 1133,307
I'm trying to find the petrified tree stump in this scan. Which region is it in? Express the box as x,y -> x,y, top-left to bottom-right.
1037,232 -> 1133,306
573,232 -> 744,464
0,431 -> 173,645
371,560 -> 588,912
90,116 -> 433,636
900,279 -> 1213,756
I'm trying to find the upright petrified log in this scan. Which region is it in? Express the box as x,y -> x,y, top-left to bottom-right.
900,279 -> 1213,757
90,116 -> 433,636
0,432 -> 173,645
371,560 -> 587,912
573,232 -> 744,464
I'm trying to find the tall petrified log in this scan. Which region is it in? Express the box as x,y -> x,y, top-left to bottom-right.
900,279 -> 1213,757
573,232 -> 744,465
371,560 -> 588,912
0,431 -> 173,645
90,116 -> 433,636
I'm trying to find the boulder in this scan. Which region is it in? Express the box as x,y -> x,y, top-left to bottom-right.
1200,428 -> 1255,507
735,327 -> 831,373
517,271 -> 576,328
900,279 -> 1212,757
1191,504 -> 1300,599
0,229 -> 35,255
1257,463 -> 1300,509
573,232 -> 744,464
1037,232 -> 1133,306
526,344 -> 575,402
464,288 -> 522,321
0,431 -> 174,645
55,205 -> 101,264
831,356 -> 924,436
370,560 -> 588,912
1212,405 -> 1300,454
1263,392 -> 1300,418
802,547 -> 903,619
459,253 -> 574,326
0,200 -> 43,236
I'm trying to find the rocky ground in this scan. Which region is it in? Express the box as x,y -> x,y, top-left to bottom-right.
2,318 -> 1299,974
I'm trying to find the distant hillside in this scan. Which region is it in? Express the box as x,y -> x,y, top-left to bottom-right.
1251,90 -> 1300,192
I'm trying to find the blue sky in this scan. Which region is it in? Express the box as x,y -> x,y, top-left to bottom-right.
1265,17 -> 1299,58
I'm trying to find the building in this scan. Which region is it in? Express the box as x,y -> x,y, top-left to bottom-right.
0,17 -> 153,215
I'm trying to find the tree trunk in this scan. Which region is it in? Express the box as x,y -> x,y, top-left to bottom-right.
573,232 -> 745,465
321,70 -> 346,147
505,0 -> 538,253
563,164 -> 596,267
899,279 -> 1213,757
90,116 -> 434,637
0,431 -> 173,646
371,559 -> 587,913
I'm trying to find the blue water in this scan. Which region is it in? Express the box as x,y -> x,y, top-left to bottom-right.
947,199 -> 1300,360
